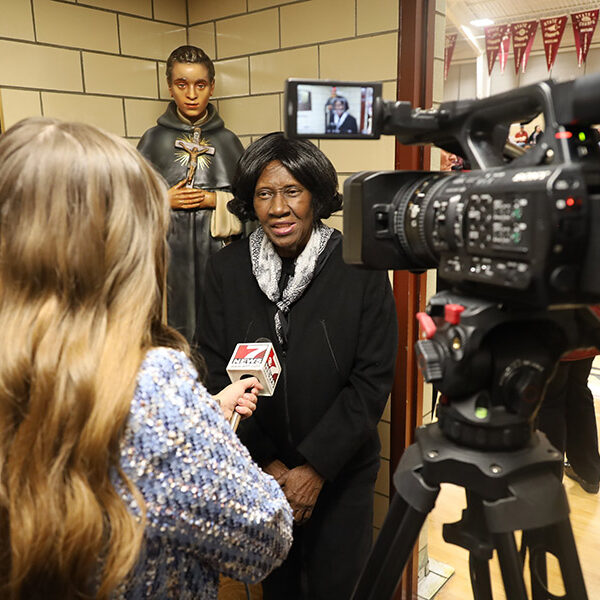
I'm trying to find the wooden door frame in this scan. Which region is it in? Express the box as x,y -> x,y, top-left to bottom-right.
390,1 -> 437,599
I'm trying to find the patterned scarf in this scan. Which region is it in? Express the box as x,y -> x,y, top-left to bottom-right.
249,223 -> 334,345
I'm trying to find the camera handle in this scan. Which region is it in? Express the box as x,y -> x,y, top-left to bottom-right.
351,424 -> 587,600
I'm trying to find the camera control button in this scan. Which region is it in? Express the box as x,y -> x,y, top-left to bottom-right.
416,312 -> 437,339
444,303 -> 465,325
550,265 -> 577,291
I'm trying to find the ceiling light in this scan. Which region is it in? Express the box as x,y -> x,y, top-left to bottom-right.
470,18 -> 494,27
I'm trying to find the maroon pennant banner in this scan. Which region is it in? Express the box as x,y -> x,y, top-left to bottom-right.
572,9 -> 599,67
499,28 -> 511,73
511,20 -> 538,74
444,33 -> 457,80
484,24 -> 509,75
540,16 -> 568,72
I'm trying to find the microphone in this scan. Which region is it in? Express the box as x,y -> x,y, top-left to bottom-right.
226,339 -> 281,431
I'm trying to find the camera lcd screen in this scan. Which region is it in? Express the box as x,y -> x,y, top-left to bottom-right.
285,79 -> 382,139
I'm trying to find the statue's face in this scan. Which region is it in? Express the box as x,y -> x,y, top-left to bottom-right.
169,62 -> 215,122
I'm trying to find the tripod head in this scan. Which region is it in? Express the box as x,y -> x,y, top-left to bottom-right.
416,291 -> 600,451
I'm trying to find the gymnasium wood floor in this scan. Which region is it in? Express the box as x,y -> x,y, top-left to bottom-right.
427,357 -> 600,599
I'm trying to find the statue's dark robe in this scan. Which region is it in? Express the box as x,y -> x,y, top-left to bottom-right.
137,101 -> 244,342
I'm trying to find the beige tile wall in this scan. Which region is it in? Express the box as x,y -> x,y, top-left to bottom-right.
0,4 -> 208,143
83,53 -> 158,98
216,9 -> 280,59
124,98 -> 169,138
0,89 -> 42,127
357,0 -> 399,36
214,57 -> 250,98
280,0 -> 355,48
250,47 -> 319,95
320,34 -> 398,81
188,0 -> 246,24
119,16 -> 187,60
83,0 -> 152,18
217,94 -> 281,136
158,63 -> 171,100
249,0 -> 298,9
0,0 -> 186,141
0,39 -> 83,92
153,0 -> 187,24
33,0 -> 120,53
188,23 -> 216,58
0,0 -> 35,41
42,91 -> 125,135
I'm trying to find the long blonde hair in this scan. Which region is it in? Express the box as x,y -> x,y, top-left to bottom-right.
0,118 -> 181,598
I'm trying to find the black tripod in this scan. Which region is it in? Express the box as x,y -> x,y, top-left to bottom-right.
351,424 -> 586,600
350,292 -> 600,600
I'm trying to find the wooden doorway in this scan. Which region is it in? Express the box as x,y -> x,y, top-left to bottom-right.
390,1 -> 437,598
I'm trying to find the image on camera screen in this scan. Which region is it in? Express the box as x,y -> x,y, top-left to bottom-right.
296,84 -> 376,136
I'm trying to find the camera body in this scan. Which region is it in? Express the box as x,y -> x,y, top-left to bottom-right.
344,160 -> 600,307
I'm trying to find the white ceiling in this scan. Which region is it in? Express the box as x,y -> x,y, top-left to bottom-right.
447,0 -> 600,62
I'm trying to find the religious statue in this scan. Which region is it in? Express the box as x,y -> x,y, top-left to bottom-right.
137,46 -> 244,343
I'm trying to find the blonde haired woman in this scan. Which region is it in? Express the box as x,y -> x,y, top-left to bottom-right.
0,118 -> 292,600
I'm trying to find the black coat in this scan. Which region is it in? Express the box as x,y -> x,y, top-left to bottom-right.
326,113 -> 358,134
137,102 -> 244,342
197,232 -> 397,598
196,233 -> 398,482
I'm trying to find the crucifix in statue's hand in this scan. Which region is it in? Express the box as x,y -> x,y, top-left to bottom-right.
175,128 -> 215,188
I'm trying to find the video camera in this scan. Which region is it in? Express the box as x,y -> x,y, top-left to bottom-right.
285,77 -> 600,599
285,76 -> 600,308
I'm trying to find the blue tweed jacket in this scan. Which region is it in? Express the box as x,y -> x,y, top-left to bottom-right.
115,347 -> 292,599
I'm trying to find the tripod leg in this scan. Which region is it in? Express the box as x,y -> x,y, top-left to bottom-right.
553,519 -> 588,600
469,554 -> 494,600
523,531 -> 548,600
493,532 -> 529,600
351,494 -> 409,598
528,544 -> 550,600
443,492 -> 495,600
351,493 -> 432,600
527,519 -> 588,600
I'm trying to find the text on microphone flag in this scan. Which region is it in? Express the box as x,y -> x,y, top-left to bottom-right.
234,343 -> 267,360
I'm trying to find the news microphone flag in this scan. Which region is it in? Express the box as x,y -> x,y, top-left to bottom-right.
226,342 -> 281,431
227,342 -> 281,395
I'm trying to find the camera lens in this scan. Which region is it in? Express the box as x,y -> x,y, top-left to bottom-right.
393,172 -> 454,270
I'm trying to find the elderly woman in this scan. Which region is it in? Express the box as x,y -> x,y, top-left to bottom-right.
0,118 -> 292,600
196,133 -> 398,600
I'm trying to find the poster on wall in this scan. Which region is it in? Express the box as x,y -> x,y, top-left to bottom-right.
484,24 -> 509,75
572,9 -> 599,67
511,20 -> 538,74
540,16 -> 568,72
444,33 -> 457,80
